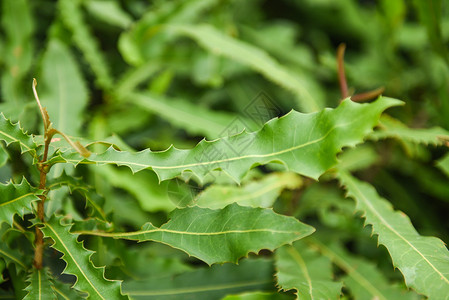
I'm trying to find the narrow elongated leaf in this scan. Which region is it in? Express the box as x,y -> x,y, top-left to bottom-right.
0,0 -> 33,107
127,92 -> 258,139
275,241 -> 342,299
167,24 -> 321,112
338,171 -> 449,298
122,258 -> 275,299
40,216 -> 128,300
192,172 -> 302,209
40,38 -> 88,136
59,0 -> 113,90
222,291 -> 293,300
309,238 -> 416,300
0,260 -> 4,284
47,97 -> 402,183
23,268 -> 57,300
0,113 -> 37,156
0,179 -> 40,226
84,0 -> 132,29
77,203 -> 315,265
369,115 -> 449,145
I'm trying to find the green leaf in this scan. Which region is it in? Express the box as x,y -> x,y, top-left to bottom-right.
167,24 -> 322,112
52,279 -> 86,300
127,91 -> 258,139
0,113 -> 37,157
0,0 -> 33,107
59,0 -> 113,90
23,268 -> 57,300
47,172 -> 108,221
0,178 -> 40,226
93,166 -> 175,212
122,258 -> 275,299
84,0 -> 133,29
191,172 -> 302,209
275,241 -> 342,300
437,153 -> 449,178
222,291 -> 293,300
337,171 -> 449,298
48,97 -> 402,184
309,238 -> 416,300
77,203 -> 315,265
40,216 -> 128,300
0,241 -> 28,271
40,38 -> 88,136
369,115 -> 449,145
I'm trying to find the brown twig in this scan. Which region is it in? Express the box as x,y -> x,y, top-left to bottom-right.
337,43 -> 349,99
350,87 -> 385,102
32,79 -> 53,270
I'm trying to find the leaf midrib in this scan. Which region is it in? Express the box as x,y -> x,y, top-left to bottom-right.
286,246 -> 314,299
45,223 -> 105,300
347,174 -> 449,286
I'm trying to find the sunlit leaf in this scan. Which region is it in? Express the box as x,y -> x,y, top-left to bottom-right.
0,113 -> 37,157
47,97 -> 401,184
191,172 -> 302,209
338,171 -> 449,298
76,203 -> 315,265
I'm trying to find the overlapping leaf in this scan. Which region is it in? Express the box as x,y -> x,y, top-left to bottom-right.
59,0 -> 113,90
47,97 -> 401,184
127,91 -> 258,139
0,113 -> 37,156
40,216 -> 128,299
275,241 -> 342,299
76,203 -> 315,265
166,24 -> 322,112
192,172 -> 302,209
309,238 -> 416,300
338,171 -> 449,298
369,115 -> 449,145
23,268 -> 57,300
40,38 -> 88,136
122,258 -> 274,299
0,179 -> 40,226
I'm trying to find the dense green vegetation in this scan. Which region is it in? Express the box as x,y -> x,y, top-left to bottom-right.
1,0 -> 449,299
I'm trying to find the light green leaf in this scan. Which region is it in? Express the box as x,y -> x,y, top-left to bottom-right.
127,92 -> 258,139
0,144 -> 10,168
23,268 -> 57,300
76,203 -> 315,265
0,113 -> 37,157
437,153 -> 449,178
93,166 -> 175,212
338,171 -> 449,298
222,291 -> 293,300
275,241 -> 342,300
167,24 -> 322,112
369,115 -> 449,145
0,178 -> 40,226
0,259 -> 4,284
84,0 -> 132,29
309,238 -> 417,300
0,0 -> 33,106
59,0 -> 113,90
336,144 -> 379,172
40,38 -> 88,136
122,258 -> 275,299
40,216 -> 128,300
47,97 -> 402,184
191,172 -> 302,209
